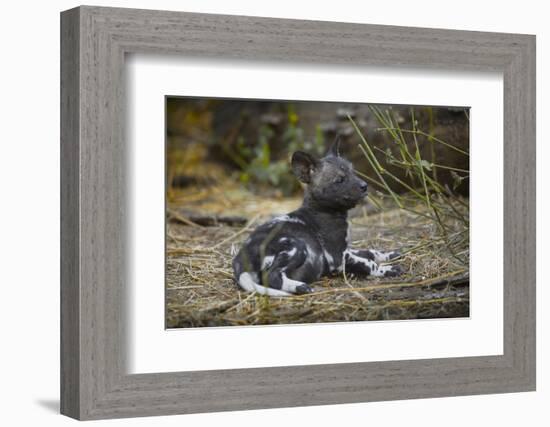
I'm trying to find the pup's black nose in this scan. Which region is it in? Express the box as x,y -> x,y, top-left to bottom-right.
360,181 -> 368,193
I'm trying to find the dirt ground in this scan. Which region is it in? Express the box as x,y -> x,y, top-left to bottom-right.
165,179 -> 469,328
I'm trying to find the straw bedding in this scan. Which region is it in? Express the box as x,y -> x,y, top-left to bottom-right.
165,184 -> 469,328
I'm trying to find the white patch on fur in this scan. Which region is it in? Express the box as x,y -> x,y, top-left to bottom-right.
323,250 -> 335,270
238,272 -> 291,297
323,250 -> 343,273
305,245 -> 317,265
270,215 -> 305,225
284,247 -> 297,258
345,249 -> 377,271
372,250 -> 398,263
281,272 -> 307,293
261,255 -> 275,270
303,245 -> 323,274
345,249 -> 397,277
373,265 -> 395,276
369,249 -> 386,262
261,248 -> 297,271
350,248 -> 397,263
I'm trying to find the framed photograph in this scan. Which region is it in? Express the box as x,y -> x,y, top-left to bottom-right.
61,6 -> 536,420
164,96 -> 471,328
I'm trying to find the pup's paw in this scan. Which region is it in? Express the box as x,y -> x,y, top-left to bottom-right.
383,264 -> 404,277
388,250 -> 402,261
294,284 -> 314,295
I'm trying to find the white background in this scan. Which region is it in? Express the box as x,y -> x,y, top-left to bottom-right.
0,0 -> 547,426
128,57 -> 503,373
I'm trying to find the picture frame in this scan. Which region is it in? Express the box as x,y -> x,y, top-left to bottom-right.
60,5 -> 536,420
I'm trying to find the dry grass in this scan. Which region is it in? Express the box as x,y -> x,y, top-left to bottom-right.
165,182 -> 469,328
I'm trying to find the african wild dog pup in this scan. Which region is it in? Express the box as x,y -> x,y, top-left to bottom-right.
232,137 -> 403,296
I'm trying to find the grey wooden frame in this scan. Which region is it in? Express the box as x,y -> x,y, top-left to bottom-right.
61,5 -> 536,421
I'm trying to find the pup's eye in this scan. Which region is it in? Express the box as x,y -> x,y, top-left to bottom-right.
334,175 -> 345,184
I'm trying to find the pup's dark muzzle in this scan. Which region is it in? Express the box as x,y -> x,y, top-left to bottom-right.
359,181 -> 368,194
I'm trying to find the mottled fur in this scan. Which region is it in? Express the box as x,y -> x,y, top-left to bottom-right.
232,137 -> 402,296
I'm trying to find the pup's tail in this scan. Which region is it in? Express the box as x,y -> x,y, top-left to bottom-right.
237,272 -> 292,297
232,254 -> 291,297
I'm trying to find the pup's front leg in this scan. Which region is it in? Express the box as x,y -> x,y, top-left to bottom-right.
344,249 -> 403,277
367,249 -> 401,263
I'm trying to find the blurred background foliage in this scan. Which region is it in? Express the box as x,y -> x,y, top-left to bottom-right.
166,98 -> 469,199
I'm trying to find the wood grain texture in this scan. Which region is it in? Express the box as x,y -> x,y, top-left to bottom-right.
60,7 -> 80,419
60,6 -> 536,420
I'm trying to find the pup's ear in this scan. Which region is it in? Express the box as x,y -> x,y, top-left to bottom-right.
326,135 -> 341,157
291,151 -> 318,183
